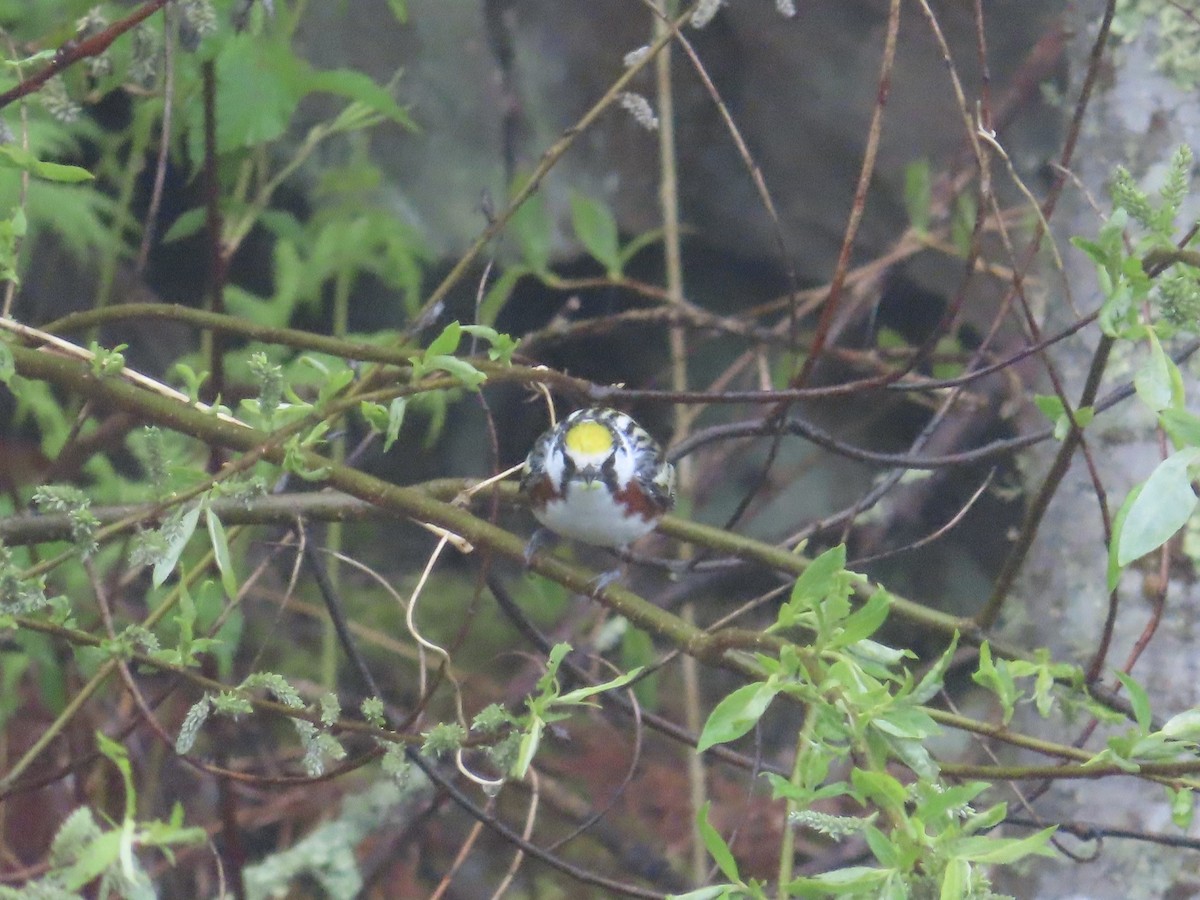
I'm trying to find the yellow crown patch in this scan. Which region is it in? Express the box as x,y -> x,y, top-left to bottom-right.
564,420 -> 613,456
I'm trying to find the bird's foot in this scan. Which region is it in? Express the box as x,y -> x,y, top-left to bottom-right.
523,527 -> 558,569
588,566 -> 624,596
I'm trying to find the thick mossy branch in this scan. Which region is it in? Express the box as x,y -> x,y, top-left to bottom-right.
4,342 -> 1144,734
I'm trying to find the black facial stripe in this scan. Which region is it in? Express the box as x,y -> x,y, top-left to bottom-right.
600,452 -> 620,493
561,447 -> 578,484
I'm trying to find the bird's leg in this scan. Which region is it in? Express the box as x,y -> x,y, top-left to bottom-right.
523,527 -> 559,568
588,551 -> 629,596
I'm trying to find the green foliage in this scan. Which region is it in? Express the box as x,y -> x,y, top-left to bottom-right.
1072,146 -> 1200,584
570,191 -> 622,276
1080,669 -> 1200,773
696,548 -> 1057,895
0,733 -> 205,898
87,341 -> 127,377
904,158 -> 932,235
507,642 -> 642,780
480,185 -> 663,325
950,191 -> 977,257
0,143 -> 92,182
246,352 -> 284,426
361,696 -> 386,727
32,484 -> 99,557
0,3 -> 535,894
420,721 -> 467,758
177,671 -> 348,777
241,780 -> 426,900
1113,0 -> 1200,87
5,4 -> 1186,896
360,396 -> 407,452
971,644 -> 1082,724
0,540 -> 51,614
405,321 -> 517,393
1033,395 -> 1094,441
1074,146 -> 1196,338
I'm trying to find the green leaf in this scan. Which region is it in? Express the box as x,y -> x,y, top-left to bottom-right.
667,888 -> 729,900
153,503 -> 202,587
697,681 -> 780,751
198,35 -> 303,156
509,190 -> 551,276
622,626 -> 659,709
950,192 -> 977,256
953,827 -> 1057,864
383,397 -> 407,452
911,632 -> 960,704
1162,708 -> 1200,742
961,800 -> 1007,833
534,642 -> 571,697
1134,329 -> 1180,412
478,265 -> 526,327
460,324 -> 520,363
696,801 -> 740,884
1108,483 -> 1140,592
0,145 -> 93,182
303,67 -> 414,129
1070,235 -> 1109,267
387,0 -> 408,21
862,825 -> 898,868
870,705 -> 939,740
904,158 -> 932,234
1169,786 -> 1195,830
204,506 -> 239,600
971,643 -> 1018,724
784,544 -> 847,623
423,354 -> 487,390
1160,408 -> 1200,450
1116,448 -> 1200,566
512,715 -> 543,781
668,889 -> 733,900
917,782 -> 987,824
850,768 -> 908,816
882,732 -> 939,780
940,857 -> 970,900
835,587 -> 891,646
1033,394 -> 1092,440
618,227 -> 664,266
558,666 -> 643,705
0,341 -> 13,385
1114,671 -> 1152,733
162,207 -> 207,243
61,830 -> 122,890
424,321 -> 463,358
360,401 -> 388,433
570,192 -> 621,275
789,866 -> 892,896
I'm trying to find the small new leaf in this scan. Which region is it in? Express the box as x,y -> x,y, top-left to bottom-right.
1114,671 -> 1152,733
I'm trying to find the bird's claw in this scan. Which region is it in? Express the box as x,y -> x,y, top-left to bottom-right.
523,528 -> 557,569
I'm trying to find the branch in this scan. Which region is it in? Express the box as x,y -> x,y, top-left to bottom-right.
0,0 -> 170,111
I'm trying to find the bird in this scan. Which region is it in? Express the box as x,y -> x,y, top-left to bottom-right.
520,407 -> 676,555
